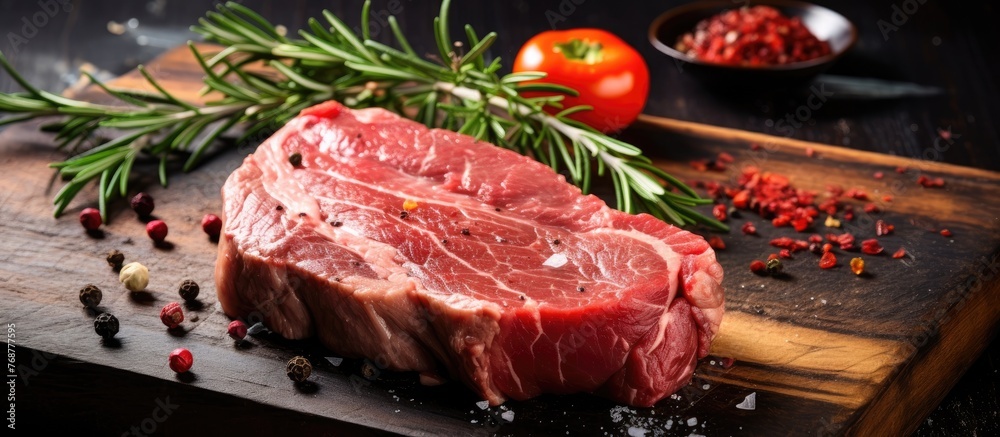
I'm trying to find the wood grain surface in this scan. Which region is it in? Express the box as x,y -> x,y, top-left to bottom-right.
2,45 -> 999,436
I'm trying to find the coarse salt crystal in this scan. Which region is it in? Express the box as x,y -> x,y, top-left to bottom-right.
687,417 -> 698,426
736,392 -> 757,410
627,427 -> 647,437
475,400 -> 489,410
501,410 -> 515,422
325,357 -> 343,366
543,253 -> 568,268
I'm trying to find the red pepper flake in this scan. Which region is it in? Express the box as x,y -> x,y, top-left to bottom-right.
892,247 -> 907,259
882,195 -> 893,203
844,188 -> 870,201
741,222 -> 757,235
873,171 -> 884,180
750,143 -> 762,151
822,243 -> 833,253
717,152 -> 735,163
732,190 -> 750,209
767,253 -> 779,262
861,239 -> 884,255
791,217 -> 811,232
708,236 -> 726,250
863,203 -> 880,214
808,234 -> 823,244
806,147 -> 816,158
712,204 -> 728,222
875,220 -> 894,236
896,166 -> 908,174
938,128 -> 952,141
750,260 -> 767,274
690,160 -> 709,172
837,233 -> 855,251
917,175 -> 946,188
779,249 -> 792,259
772,215 -> 791,227
819,251 -> 837,269
940,229 -> 953,237
770,237 -> 796,250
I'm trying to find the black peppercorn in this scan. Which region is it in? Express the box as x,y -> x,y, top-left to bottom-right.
288,152 -> 302,167
130,192 -> 155,217
331,221 -> 342,227
286,356 -> 312,383
577,286 -> 585,292
79,284 -> 102,308
461,228 -> 470,236
399,211 -> 409,219
94,313 -> 119,339
766,258 -> 783,275
106,250 -> 125,270
360,360 -> 379,381
553,239 -> 561,245
178,279 -> 200,301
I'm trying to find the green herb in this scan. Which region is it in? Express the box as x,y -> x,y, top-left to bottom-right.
0,1 -> 725,230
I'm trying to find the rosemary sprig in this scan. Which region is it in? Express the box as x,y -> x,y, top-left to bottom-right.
0,0 -> 725,230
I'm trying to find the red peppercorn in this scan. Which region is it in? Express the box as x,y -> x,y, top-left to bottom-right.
873,171 -> 884,180
808,234 -> 823,244
146,219 -> 168,243
822,243 -> 833,253
892,247 -> 907,259
130,192 -> 155,217
750,260 -> 767,275
896,166 -> 908,174
159,302 -> 184,329
861,239 -> 884,255
779,249 -> 792,259
168,348 -> 193,373
202,214 -> 222,238
712,204 -> 728,222
863,203 -> 880,214
79,207 -> 102,231
940,229 -> 953,237
819,251 -> 837,269
741,222 -> 757,235
228,320 -> 248,341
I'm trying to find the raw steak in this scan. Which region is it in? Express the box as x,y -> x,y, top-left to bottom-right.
215,101 -> 725,407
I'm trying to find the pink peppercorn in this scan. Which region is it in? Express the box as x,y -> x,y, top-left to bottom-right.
79,208 -> 102,231
202,214 -> 222,239
159,302 -> 184,329
228,320 -> 248,341
168,348 -> 193,373
146,220 -> 168,243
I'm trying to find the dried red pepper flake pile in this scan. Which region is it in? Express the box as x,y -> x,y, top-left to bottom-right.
674,6 -> 832,66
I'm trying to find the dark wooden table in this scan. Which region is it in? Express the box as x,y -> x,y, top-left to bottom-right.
2,0 -> 997,435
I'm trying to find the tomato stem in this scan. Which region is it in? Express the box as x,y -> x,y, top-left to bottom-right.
553,39 -> 603,64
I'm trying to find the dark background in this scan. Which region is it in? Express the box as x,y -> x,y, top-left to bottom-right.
1,0 -> 997,435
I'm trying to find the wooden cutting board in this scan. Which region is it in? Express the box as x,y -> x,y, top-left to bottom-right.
2,45 -> 998,436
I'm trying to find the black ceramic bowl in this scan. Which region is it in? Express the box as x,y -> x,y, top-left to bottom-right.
648,0 -> 856,86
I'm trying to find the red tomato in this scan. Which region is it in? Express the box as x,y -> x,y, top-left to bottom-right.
513,29 -> 650,133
